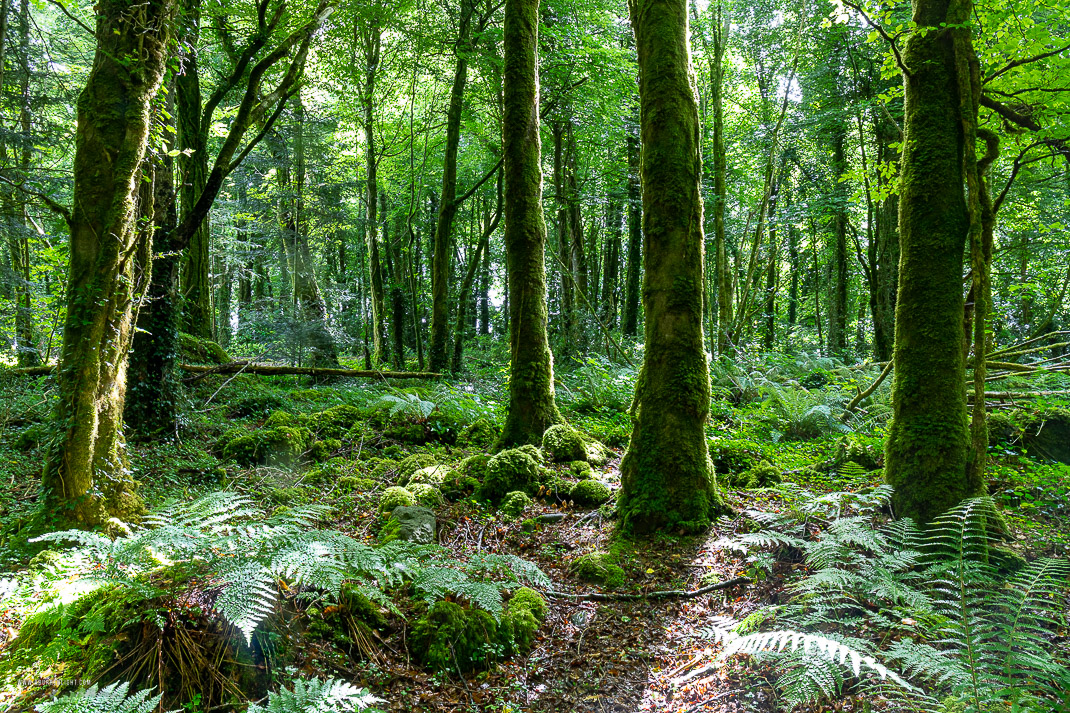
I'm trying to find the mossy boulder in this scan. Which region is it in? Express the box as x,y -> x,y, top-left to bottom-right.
308,439 -> 341,463
221,426 -> 311,466
270,486 -> 307,504
305,457 -> 349,486
378,486 -> 417,514
396,453 -> 437,485
517,444 -> 544,463
264,410 -> 298,428
381,505 -> 437,544
570,552 -> 625,589
411,601 -> 503,673
569,460 -> 594,479
709,438 -> 763,476
409,483 -> 445,508
1020,408 -> 1070,464
541,425 -> 586,463
457,454 -> 492,481
500,491 -> 532,518
338,476 -> 375,492
474,448 -> 541,504
441,475 -> 480,501
307,405 -> 364,439
508,587 -> 547,622
179,332 -> 230,364
407,465 -> 454,486
987,411 -> 1018,445
457,418 -> 499,450
570,479 -> 611,507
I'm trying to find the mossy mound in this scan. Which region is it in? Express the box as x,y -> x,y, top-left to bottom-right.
725,460 -> 783,489
378,486 -> 417,514
407,465 -> 454,486
307,405 -> 364,440
396,453 -> 437,485
570,552 -> 625,589
500,491 -> 532,518
307,585 -> 387,653
457,418 -> 499,450
832,435 -> 881,471
1019,408 -> 1070,464
570,479 -> 611,507
304,457 -> 349,486
179,332 -> 230,364
229,390 -> 289,418
308,439 -> 341,462
541,425 -> 586,463
508,587 -> 547,622
264,410 -> 298,428
474,448 -> 541,504
221,426 -> 312,466
517,444 -> 544,463
457,454 -> 492,481
569,460 -> 594,479
337,476 -> 375,492
441,475 -> 480,501
709,438 -> 764,476
504,587 -> 546,651
410,601 -> 502,673
409,483 -> 445,508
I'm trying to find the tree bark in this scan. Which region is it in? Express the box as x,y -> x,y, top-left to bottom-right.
600,192 -> 622,328
498,0 -> 564,447
621,114 -> 642,337
828,113 -> 849,355
361,19 -> 388,365
885,0 -> 983,524
618,0 -> 725,535
43,0 -> 172,525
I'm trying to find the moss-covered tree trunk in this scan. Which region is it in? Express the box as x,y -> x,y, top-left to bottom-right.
361,20 -> 388,365
828,116 -> 849,355
551,121 -> 575,356
870,112 -> 899,362
621,116 -> 642,337
498,0 -> 563,447
885,0 -> 983,524
709,0 -> 730,356
600,193 -> 622,327
43,0 -> 172,525
618,0 -> 724,535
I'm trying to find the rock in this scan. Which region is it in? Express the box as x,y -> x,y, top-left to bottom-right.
389,506 -> 437,544
1021,408 -> 1070,464
537,513 -> 567,524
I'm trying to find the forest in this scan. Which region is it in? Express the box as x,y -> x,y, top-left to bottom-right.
0,0 -> 1068,709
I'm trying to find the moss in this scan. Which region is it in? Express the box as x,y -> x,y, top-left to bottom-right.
308,439 -> 341,463
378,486 -> 417,514
264,410 -> 297,428
338,476 -> 375,492
987,411 -> 1018,445
708,439 -> 763,476
409,482 -> 445,508
500,491 -> 532,518
306,405 -> 364,440
457,454 -> 492,481
743,460 -> 782,488
270,486 -> 307,504
517,443 -> 543,463
179,331 -> 230,364
384,420 -> 427,444
504,606 -> 539,653
474,448 -> 541,503
407,465 -> 454,486
410,601 -> 503,673
396,453 -> 437,485
441,475 -> 480,501
569,460 -> 594,479
570,479 -> 611,507
14,423 -> 46,450
570,552 -> 625,590
541,424 -> 587,463
457,418 -> 499,450
520,518 -> 537,532
833,435 -> 880,471
508,587 -> 547,621
229,390 -> 288,418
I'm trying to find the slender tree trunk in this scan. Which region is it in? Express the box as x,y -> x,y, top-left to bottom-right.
43,0 -> 171,525
621,115 -> 642,337
885,0 -> 983,524
552,121 -> 575,355
618,0 -> 724,535
479,240 -> 491,334
498,0 -> 563,447
600,193 -> 623,328
387,194 -> 407,369
453,175 -> 502,371
361,21 -> 387,364
710,1 -> 730,355
429,0 -> 474,372
828,116 -> 849,355
871,114 -> 900,361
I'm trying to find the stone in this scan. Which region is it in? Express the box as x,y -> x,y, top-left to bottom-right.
389,506 -> 437,544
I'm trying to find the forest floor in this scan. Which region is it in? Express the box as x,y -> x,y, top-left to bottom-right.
0,347 -> 1068,713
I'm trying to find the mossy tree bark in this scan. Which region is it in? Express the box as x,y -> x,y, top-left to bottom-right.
43,0 -> 172,525
498,0 -> 564,448
885,0 -> 985,524
551,120 -> 575,356
621,113 -> 642,337
360,17 -> 388,365
828,115 -> 849,355
618,0 -> 725,535
870,110 -> 900,362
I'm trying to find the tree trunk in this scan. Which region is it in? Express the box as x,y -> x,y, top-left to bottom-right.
43,0 -> 171,526
885,0 -> 982,524
621,115 -> 642,337
362,21 -> 387,365
552,121 -> 575,355
710,1 -> 730,355
600,193 -> 622,328
177,0 -> 213,339
479,239 -> 491,334
429,0 -> 474,372
618,0 -> 724,535
452,175 -> 501,371
871,113 -> 899,361
828,116 -> 849,355
498,0 -> 564,447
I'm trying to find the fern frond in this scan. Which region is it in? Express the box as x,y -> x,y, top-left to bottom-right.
35,682 -> 170,713
214,562 -> 278,644
247,678 -> 384,713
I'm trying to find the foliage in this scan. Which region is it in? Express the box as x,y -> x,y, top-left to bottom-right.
35,683 -> 169,713
246,678 -> 384,713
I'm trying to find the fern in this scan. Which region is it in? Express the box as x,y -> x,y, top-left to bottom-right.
372,390 -> 436,420
247,678 -> 384,713
35,682 -> 170,713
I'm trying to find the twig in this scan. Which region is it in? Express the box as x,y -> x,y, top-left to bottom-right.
544,577 -> 751,602
842,360 -> 893,420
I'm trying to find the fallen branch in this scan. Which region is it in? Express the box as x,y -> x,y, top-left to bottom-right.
11,362 -> 441,380
543,576 -> 751,602
842,360 -> 893,420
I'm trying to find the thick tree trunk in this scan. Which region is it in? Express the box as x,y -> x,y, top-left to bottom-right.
498,0 -> 563,447
621,116 -> 642,337
618,0 -> 724,535
429,0 -> 474,373
885,0 -> 982,524
43,0 -> 171,525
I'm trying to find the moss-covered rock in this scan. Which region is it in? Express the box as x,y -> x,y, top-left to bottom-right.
1020,408 -> 1070,464
541,424 -> 587,463
411,601 -> 502,673
409,483 -> 445,508
569,460 -> 594,479
378,486 -> 417,514
570,552 -> 625,589
338,476 -> 375,492
441,475 -> 480,501
407,465 -> 454,486
457,418 -> 499,450
987,411 -> 1018,445
305,457 -> 349,486
474,448 -> 541,503
570,479 -> 611,507
264,410 -> 298,428
743,460 -> 782,488
709,439 -> 763,476
508,587 -> 547,621
307,405 -> 364,440
500,491 -> 532,518
270,486 -> 307,504
308,439 -> 341,463
517,443 -> 543,463
457,454 -> 492,481
394,453 -> 436,485
221,426 -> 312,466
179,332 -> 230,364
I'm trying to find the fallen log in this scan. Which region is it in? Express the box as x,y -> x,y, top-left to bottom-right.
11,362 -> 441,380
542,576 -> 751,602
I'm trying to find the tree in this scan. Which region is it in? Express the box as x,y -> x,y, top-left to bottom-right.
498,0 -> 563,447
41,0 -> 173,525
617,0 -> 725,534
884,0 -> 985,524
